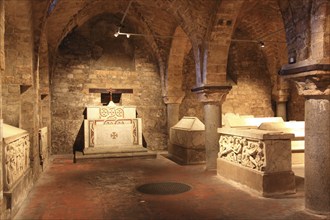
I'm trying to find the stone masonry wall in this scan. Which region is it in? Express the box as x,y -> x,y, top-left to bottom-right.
180,41 -> 274,122
287,81 -> 305,121
51,19 -> 166,153
180,51 -> 203,121
224,42 -> 274,117
1,84 -> 20,127
2,0 -> 34,128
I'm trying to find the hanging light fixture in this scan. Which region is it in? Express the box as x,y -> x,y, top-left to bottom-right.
114,0 -> 133,38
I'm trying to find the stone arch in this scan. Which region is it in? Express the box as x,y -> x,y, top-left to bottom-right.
194,0 -> 245,87
50,4 -> 167,95
164,26 -> 191,103
229,0 -> 288,112
278,0 -> 312,62
32,0 -> 50,70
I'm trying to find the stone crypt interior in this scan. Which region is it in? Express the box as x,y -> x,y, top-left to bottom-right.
0,0 -> 329,219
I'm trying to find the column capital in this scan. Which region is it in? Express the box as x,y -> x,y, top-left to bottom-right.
279,58 -> 330,98
279,58 -> 330,78
191,84 -> 232,104
272,90 -> 289,102
293,74 -> 330,98
163,94 -> 185,104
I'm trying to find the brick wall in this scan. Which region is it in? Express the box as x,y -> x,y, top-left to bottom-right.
287,81 -> 305,121
179,41 -> 275,121
224,42 -> 274,117
179,51 -> 203,121
51,19 -> 166,153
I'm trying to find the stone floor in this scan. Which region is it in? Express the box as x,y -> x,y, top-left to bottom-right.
15,154 -> 330,220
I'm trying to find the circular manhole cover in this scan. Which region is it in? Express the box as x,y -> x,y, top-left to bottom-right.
136,182 -> 192,195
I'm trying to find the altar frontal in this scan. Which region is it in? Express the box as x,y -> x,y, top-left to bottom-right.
84,105 -> 142,148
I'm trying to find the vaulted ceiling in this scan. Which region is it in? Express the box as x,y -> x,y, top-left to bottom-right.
31,0 -> 287,73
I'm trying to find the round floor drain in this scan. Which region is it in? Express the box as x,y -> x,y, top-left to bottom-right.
136,182 -> 192,195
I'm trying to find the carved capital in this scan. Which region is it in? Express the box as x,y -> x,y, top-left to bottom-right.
293,75 -> 330,97
191,84 -> 232,104
272,89 -> 289,102
163,93 -> 185,104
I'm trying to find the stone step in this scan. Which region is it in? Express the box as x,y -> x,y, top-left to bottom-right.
83,146 -> 148,155
74,146 -> 157,162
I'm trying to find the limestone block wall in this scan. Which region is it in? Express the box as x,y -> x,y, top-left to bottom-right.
180,51 -> 203,120
180,43 -> 275,121
51,20 -> 166,153
3,0 -> 33,85
287,81 -> 305,121
225,42 -> 274,117
1,85 -> 19,127
2,0 -> 35,128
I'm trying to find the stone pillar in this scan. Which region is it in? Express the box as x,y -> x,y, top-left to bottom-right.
163,95 -> 185,154
276,101 -> 287,121
280,59 -> 330,214
293,75 -> 330,215
304,97 -> 330,214
274,77 -> 289,121
203,102 -> 221,170
192,85 -> 231,171
166,104 -> 180,131
163,95 -> 184,134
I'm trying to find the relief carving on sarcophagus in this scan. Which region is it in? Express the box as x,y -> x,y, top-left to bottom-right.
5,136 -> 30,188
3,123 -> 31,191
217,126 -> 296,197
219,135 -> 265,171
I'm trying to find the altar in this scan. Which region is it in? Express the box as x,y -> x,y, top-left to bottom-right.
79,102 -> 156,160
84,104 -> 142,148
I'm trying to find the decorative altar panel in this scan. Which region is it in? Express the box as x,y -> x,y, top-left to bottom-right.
84,105 -> 143,148
86,106 -> 136,120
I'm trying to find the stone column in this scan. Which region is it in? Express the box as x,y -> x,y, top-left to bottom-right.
163,95 -> 185,134
294,75 -> 330,215
192,85 -> 231,171
276,101 -> 287,121
166,104 -> 180,130
163,95 -> 185,155
274,78 -> 289,121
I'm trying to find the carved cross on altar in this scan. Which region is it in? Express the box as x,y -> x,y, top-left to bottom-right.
89,88 -> 133,105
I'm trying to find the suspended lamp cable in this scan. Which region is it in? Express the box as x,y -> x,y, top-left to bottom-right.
114,0 -> 133,38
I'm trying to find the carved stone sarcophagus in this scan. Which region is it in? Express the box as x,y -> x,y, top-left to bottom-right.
2,123 -> 32,216
169,117 -> 205,165
217,127 -> 296,197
